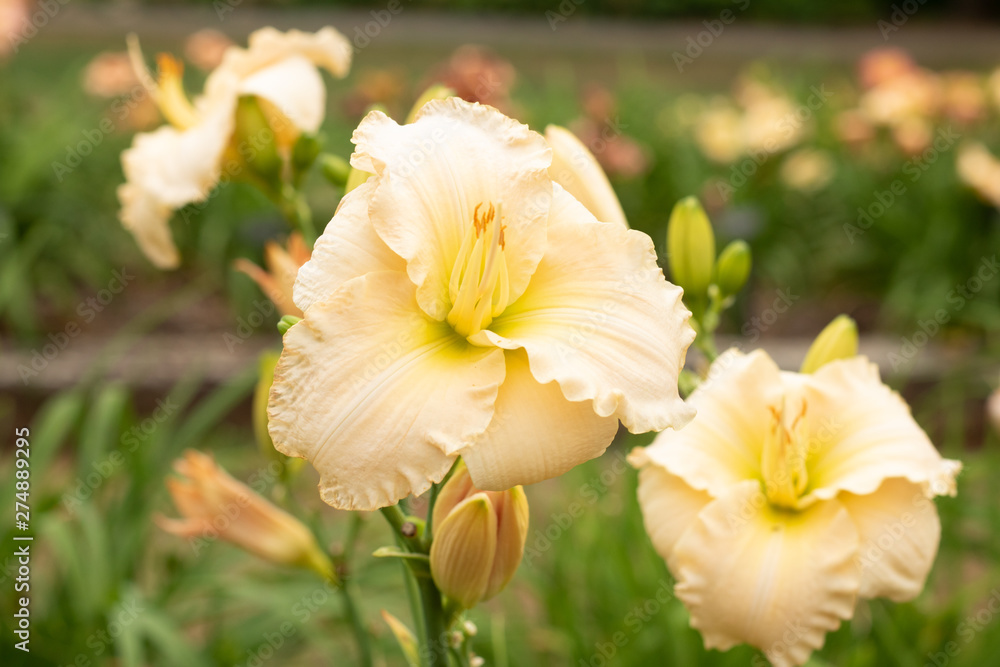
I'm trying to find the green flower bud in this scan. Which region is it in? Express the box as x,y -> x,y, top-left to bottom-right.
344,166 -> 371,194
321,154 -> 352,187
714,239 -> 752,297
667,196 -> 716,299
800,315 -> 859,374
232,95 -> 283,183
406,84 -> 455,124
253,350 -> 281,461
429,461 -> 529,610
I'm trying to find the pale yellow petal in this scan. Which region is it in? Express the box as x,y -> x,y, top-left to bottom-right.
350,98 -> 552,320
293,178 -> 405,313
639,349 -> 782,496
116,182 -> 179,269
475,185 -> 694,434
801,357 -> 961,501
545,125 -> 628,228
461,349 -> 620,491
120,103 -> 232,208
237,55 -> 326,133
670,480 -> 860,667
633,463 -> 713,559
203,26 -> 351,106
268,271 -> 506,510
841,477 -> 941,602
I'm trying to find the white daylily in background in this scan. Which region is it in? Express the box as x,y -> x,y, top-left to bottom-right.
630,349 -> 960,667
956,142 -> 1000,209
267,98 -> 695,511
117,27 -> 351,269
545,125 -> 629,228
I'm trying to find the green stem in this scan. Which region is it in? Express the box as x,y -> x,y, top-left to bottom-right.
338,579 -> 374,667
380,501 -> 453,667
415,572 -> 449,667
275,184 -> 316,246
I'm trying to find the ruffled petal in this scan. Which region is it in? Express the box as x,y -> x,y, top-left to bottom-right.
237,55 -> 327,133
474,185 -> 694,434
841,477 -> 941,602
670,480 -> 860,667
639,349 -> 782,496
268,271 -> 506,510
460,349 -> 619,491
293,178 -> 405,313
351,98 -> 553,320
545,125 -> 628,228
801,357 -> 962,501
632,462 -> 713,559
116,182 -> 179,269
203,26 -> 351,106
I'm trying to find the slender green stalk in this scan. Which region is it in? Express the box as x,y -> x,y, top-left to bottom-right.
415,571 -> 449,667
338,578 -> 374,667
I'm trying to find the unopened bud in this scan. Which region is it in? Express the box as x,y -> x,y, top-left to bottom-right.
233,95 -> 283,183
429,461 -> 529,610
987,386 -> 1000,435
406,84 -> 455,124
714,239 -> 752,297
157,450 -> 335,582
253,351 -> 281,461
667,196 -> 716,299
381,610 -> 419,666
321,154 -> 351,187
801,315 -> 859,373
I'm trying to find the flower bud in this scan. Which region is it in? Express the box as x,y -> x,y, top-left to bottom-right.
321,154 -> 351,187
987,386 -> 1000,435
714,239 -> 752,297
381,610 -> 419,666
233,232 -> 311,318
405,84 -> 455,124
157,450 -> 334,581
253,351 -> 282,461
232,95 -> 283,183
429,462 -> 529,610
800,315 -> 859,373
667,196 -> 716,299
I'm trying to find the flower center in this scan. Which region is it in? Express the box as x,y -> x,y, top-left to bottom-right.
447,202 -> 510,338
760,397 -> 809,510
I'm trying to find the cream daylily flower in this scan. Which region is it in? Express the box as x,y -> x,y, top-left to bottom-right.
117,27 -> 351,269
268,98 -> 695,511
545,125 -> 629,228
630,349 -> 960,667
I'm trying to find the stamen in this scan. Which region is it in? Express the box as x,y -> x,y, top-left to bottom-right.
761,398 -> 809,509
447,201 -> 510,338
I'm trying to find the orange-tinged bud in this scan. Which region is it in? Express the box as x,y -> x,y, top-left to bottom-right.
234,232 -> 311,318
429,461 -> 529,609
157,450 -> 334,581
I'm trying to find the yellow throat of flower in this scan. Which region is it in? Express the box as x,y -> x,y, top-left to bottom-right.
761,398 -> 810,510
447,202 -> 511,339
